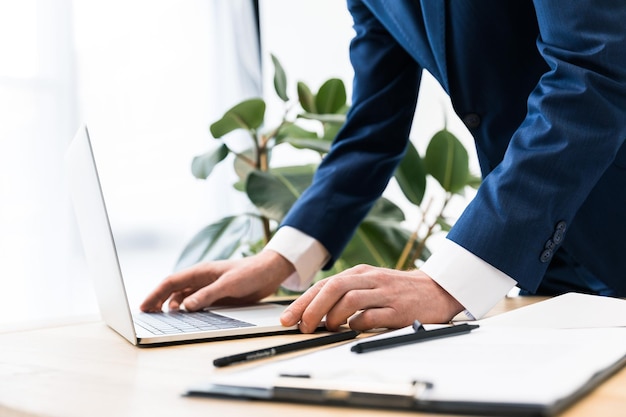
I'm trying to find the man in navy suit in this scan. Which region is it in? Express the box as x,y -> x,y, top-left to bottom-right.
142,1 -> 626,332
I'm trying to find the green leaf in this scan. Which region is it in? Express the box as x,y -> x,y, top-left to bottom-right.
242,237 -> 266,257
466,173 -> 482,189
297,81 -> 316,113
339,220 -> 412,268
315,78 -> 347,114
366,197 -> 405,222
322,122 -> 341,142
210,98 -> 266,138
424,129 -> 469,194
328,197 -> 420,271
336,103 -> 350,115
232,181 -> 245,192
272,165 -> 317,190
394,141 -> 427,205
270,54 -> 289,102
275,123 -> 318,145
174,215 -> 250,270
246,166 -> 315,222
283,138 -> 332,154
233,148 -> 256,183
298,112 -> 346,125
190,143 -> 229,180
436,216 -> 453,232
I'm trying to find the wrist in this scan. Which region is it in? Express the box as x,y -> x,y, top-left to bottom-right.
263,226 -> 330,291
431,277 -> 464,321
259,249 -> 296,285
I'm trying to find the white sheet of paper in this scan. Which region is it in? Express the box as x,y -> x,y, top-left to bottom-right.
477,293 -> 626,329
204,325 -> 626,405
197,294 -> 626,407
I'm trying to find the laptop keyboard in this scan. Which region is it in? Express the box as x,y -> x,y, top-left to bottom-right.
134,311 -> 254,335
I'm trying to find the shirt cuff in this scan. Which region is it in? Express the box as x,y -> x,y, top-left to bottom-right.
420,238 -> 517,319
263,226 -> 330,292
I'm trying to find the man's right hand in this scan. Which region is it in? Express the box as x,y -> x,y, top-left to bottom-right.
139,250 -> 295,313
280,265 -> 464,333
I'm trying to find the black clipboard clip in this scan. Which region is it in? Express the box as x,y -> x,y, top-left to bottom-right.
275,372 -> 434,408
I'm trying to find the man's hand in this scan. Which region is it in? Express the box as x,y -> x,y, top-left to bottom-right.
140,250 -> 294,313
280,265 -> 464,333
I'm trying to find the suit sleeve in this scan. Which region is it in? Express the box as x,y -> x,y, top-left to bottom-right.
447,1 -> 626,292
280,0 -> 422,267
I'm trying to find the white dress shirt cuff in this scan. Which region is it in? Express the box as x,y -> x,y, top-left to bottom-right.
420,238 -> 517,319
263,226 -> 330,292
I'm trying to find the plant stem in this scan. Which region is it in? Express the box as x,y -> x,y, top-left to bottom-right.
253,132 -> 272,244
407,193 -> 453,268
250,129 -> 261,169
259,142 -> 269,171
408,220 -> 436,268
395,197 -> 433,270
261,217 -> 272,245
395,230 -> 419,270
257,110 -> 293,245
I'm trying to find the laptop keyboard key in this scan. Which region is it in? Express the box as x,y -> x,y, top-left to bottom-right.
134,310 -> 254,335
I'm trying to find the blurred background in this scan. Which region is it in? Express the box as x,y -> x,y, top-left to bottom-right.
0,0 -> 476,330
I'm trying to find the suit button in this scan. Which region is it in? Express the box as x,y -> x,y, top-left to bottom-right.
553,229 -> 564,244
544,239 -> 556,251
462,113 -> 481,129
553,221 -> 566,244
540,249 -> 552,263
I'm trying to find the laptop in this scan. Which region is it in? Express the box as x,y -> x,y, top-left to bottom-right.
65,125 -> 299,346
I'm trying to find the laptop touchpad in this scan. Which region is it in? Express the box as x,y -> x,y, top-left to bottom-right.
210,303 -> 288,326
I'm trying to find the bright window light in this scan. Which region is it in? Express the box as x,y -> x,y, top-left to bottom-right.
0,0 -> 38,78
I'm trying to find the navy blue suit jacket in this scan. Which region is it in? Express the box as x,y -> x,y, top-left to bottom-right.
282,0 -> 626,296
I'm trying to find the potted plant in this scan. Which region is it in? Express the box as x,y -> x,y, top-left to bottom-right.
176,55 -> 479,286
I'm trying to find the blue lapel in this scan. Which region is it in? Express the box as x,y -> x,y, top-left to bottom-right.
362,0 -> 448,90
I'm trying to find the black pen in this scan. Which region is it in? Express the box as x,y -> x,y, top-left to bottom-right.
351,323 -> 479,354
213,330 -> 360,367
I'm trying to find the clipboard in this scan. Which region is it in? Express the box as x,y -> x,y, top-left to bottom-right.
186,295 -> 626,416
192,356 -> 625,416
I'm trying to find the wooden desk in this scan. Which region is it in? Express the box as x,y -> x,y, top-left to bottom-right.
1,296 -> 624,417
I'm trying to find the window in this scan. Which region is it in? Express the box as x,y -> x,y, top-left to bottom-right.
0,0 -> 261,330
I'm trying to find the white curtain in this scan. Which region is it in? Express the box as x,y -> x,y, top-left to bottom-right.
0,0 -> 261,329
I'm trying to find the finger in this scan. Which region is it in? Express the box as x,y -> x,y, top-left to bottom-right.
140,281 -> 174,312
348,307 -> 412,331
140,264 -> 217,312
299,275 -> 368,333
323,288 -> 380,331
181,277 -> 231,311
140,275 -> 192,312
168,289 -> 193,311
280,279 -> 329,328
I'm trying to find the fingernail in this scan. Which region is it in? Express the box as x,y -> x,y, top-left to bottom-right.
299,322 -> 312,334
280,310 -> 294,325
184,297 -> 197,311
